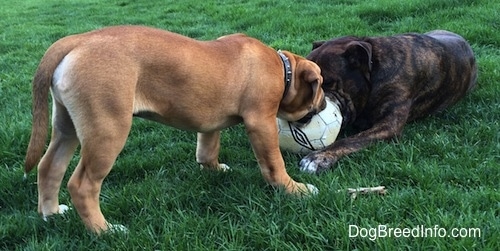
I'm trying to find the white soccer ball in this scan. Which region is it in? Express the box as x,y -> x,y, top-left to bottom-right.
277,98 -> 342,154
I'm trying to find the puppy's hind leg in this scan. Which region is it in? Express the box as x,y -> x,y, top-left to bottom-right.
196,131 -> 230,171
37,101 -> 79,220
66,109 -> 133,234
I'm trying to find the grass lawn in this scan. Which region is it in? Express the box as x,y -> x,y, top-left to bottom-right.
0,0 -> 498,250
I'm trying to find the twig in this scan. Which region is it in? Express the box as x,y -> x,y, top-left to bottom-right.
338,186 -> 387,200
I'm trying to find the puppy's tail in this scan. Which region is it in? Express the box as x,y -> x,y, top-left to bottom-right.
24,36 -> 81,175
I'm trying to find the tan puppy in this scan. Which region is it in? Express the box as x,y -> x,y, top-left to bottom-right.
24,25 -> 325,233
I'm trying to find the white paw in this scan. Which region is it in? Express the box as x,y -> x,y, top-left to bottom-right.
299,159 -> 318,174
58,204 -> 70,214
199,163 -> 231,172
42,204 -> 71,221
306,183 -> 319,195
107,223 -> 129,234
218,163 -> 231,172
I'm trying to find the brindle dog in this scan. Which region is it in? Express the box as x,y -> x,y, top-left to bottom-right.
300,30 -> 477,173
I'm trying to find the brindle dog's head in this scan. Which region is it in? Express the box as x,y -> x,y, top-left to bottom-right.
306,37 -> 373,127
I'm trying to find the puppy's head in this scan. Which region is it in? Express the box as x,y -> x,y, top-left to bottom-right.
307,37 -> 373,125
278,51 -> 326,122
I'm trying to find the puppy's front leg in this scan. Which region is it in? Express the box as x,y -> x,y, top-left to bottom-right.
245,117 -> 318,196
196,131 -> 230,171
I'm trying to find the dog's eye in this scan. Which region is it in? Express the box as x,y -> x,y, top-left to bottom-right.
323,77 -> 341,89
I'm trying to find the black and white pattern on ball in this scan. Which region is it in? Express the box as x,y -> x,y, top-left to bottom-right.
276,98 -> 342,154
288,122 -> 315,151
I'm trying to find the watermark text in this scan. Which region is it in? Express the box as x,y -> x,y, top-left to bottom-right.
349,225 -> 481,241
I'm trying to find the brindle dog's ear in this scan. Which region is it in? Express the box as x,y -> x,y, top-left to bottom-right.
343,41 -> 373,81
312,41 -> 326,50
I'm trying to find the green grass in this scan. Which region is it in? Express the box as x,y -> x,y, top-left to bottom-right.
1,0 -> 498,250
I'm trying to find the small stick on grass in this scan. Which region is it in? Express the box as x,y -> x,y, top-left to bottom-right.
338,186 -> 386,200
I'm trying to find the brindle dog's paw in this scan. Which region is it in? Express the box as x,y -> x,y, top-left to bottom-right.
299,152 -> 337,174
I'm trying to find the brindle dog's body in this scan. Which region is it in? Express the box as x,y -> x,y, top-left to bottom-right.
300,30 -> 477,173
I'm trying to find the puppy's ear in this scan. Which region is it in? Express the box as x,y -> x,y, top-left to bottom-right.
312,41 -> 326,50
302,62 -> 324,109
343,41 -> 373,81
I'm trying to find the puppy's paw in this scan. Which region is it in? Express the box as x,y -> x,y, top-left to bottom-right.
106,223 -> 129,234
199,163 -> 231,172
291,182 -> 319,197
58,204 -> 70,214
218,163 -> 231,172
306,183 -> 319,195
42,204 -> 71,221
299,152 -> 337,174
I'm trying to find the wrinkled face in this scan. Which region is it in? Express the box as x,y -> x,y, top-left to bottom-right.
307,47 -> 347,95
306,37 -> 373,121
308,37 -> 368,93
278,58 -> 326,122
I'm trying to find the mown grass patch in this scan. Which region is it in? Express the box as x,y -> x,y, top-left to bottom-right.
1,0 -> 498,250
